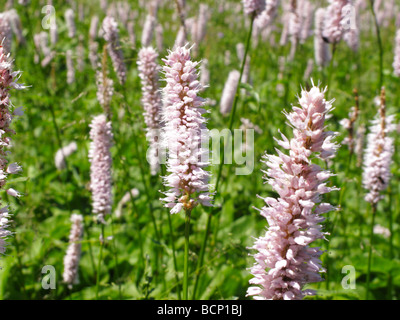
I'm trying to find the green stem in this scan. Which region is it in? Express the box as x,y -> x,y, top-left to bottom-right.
191,207 -> 212,299
183,208 -> 192,300
326,43 -> 337,99
109,216 -> 122,299
366,204 -> 377,300
95,224 -> 105,300
161,164 -> 181,299
191,15 -> 255,300
369,0 -> 384,89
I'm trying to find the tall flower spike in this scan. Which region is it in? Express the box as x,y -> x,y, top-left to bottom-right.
362,88 -> 395,204
247,82 -> 339,300
62,214 -> 84,288
137,46 -> 162,175
89,114 -> 113,223
161,44 -> 213,214
0,42 -> 26,260
102,16 -> 127,85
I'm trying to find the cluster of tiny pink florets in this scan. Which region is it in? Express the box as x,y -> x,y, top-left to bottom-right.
0,44 -> 25,259
247,83 -> 338,300
89,114 -> 113,223
160,45 -> 212,214
137,46 -> 162,175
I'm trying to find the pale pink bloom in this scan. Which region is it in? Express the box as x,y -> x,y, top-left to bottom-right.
7,9 -> 25,46
200,58 -> 209,88
314,8 -> 331,68
6,162 -> 22,174
115,188 -> 139,218
41,51 -> 55,68
0,44 -> 26,214
303,58 -> 314,80
155,24 -> 163,52
137,47 -> 162,175
160,44 -> 213,214
339,104 -> 359,152
393,29 -> 400,77
254,0 -> 279,29
0,13 -> 12,54
196,4 -> 209,44
236,43 -> 245,62
224,50 -> 231,66
55,141 -> 78,170
63,214 -> 84,287
355,124 -> 365,167
50,23 -> 58,46
174,26 -> 186,49
362,107 -> 395,204
247,83 -> 339,300
242,0 -> 265,17
66,50 -> 75,84
89,15 -> 99,41
89,114 -> 113,223
96,69 -> 114,113
373,224 -> 390,238
298,0 -> 314,44
0,205 -> 11,256
7,188 -> 21,198
322,0 -> 351,44
39,31 -> 51,57
102,16 -> 127,85
141,14 -> 155,47
220,70 -> 240,115
88,40 -> 99,70
64,9 -> 76,39
127,21 -> 137,49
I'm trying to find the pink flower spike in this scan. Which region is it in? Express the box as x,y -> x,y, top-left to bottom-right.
247,82 -> 339,300
137,46 -> 162,176
89,114 -> 113,223
160,44 -> 213,214
63,214 -> 84,288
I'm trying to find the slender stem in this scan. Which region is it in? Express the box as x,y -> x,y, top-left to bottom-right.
183,208 -> 192,300
215,14 -> 255,191
366,204 -> 377,300
109,216 -> 122,299
167,210 -> 182,299
191,207 -> 212,299
161,164 -> 181,299
326,43 -> 337,99
387,190 -> 394,299
369,0 -> 383,89
191,15 -> 255,300
95,224 -> 105,300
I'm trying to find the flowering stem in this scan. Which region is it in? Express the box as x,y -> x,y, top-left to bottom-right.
326,42 -> 337,99
215,14 -> 254,190
191,15 -> 255,301
369,0 -> 384,89
191,207 -> 211,299
95,224 -> 105,300
161,164 -> 181,299
109,216 -> 122,299
366,203 -> 377,300
183,207 -> 192,300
